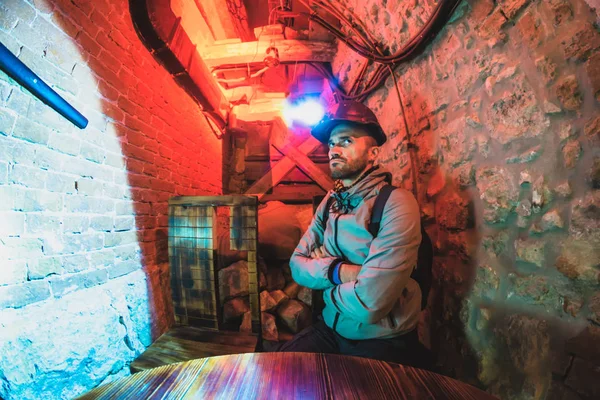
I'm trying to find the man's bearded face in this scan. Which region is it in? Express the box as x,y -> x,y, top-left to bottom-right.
328,123 -> 377,181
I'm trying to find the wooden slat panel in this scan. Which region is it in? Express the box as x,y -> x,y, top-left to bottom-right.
169,196 -> 258,206
170,205 -> 219,329
247,250 -> 260,333
260,184 -> 326,203
168,196 -> 260,337
273,143 -> 334,191
245,154 -> 329,163
245,137 -> 323,198
245,162 -> 329,183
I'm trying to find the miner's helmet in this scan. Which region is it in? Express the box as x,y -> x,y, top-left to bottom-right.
311,100 -> 387,146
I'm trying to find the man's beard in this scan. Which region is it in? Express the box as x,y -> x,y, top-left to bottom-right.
330,157 -> 369,181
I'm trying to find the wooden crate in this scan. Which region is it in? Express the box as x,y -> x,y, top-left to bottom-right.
131,195 -> 261,373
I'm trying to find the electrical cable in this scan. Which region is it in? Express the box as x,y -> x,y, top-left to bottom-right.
349,59 -> 370,96
215,0 -> 461,146
289,0 -> 461,64
323,0 -> 380,47
297,0 -> 376,51
215,0 -> 461,102
268,0 -> 461,102
297,0 -> 463,199
389,65 -> 420,198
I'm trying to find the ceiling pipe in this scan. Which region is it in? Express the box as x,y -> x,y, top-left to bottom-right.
129,0 -> 228,132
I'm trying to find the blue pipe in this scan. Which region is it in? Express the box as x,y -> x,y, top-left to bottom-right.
0,42 -> 88,129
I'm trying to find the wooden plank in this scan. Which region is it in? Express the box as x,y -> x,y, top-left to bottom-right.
222,85 -> 253,103
231,100 -> 286,122
167,326 -> 255,342
200,38 -> 337,68
227,0 -> 255,42
166,20 -> 228,119
246,154 -> 329,163
130,326 -> 258,373
169,195 -> 258,206
253,24 -> 285,38
273,143 -> 334,191
213,38 -> 243,45
260,184 -> 326,203
169,0 -> 215,46
268,117 -> 289,150
245,137 -> 323,198
194,0 -> 238,40
246,162 -> 329,183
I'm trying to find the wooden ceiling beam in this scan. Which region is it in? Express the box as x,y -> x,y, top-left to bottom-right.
194,0 -> 256,43
230,97 -> 287,123
200,38 -> 337,68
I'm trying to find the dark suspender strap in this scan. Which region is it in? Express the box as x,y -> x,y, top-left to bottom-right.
368,185 -> 396,237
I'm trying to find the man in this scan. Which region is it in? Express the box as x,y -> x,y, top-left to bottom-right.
278,100 -> 427,368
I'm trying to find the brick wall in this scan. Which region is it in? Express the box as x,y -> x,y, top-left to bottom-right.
332,0 -> 599,399
0,0 -> 223,398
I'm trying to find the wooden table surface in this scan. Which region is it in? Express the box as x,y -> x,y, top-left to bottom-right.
78,352 -> 497,400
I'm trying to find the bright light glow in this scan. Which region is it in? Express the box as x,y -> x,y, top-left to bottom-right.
282,98 -> 325,127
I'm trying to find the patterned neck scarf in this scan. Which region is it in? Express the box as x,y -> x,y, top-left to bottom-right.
330,165 -> 378,214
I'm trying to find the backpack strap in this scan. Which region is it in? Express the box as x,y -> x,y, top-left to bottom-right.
321,195 -> 336,229
368,185 -> 396,237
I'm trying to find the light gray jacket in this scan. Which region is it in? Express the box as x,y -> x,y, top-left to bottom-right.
290,166 -> 422,340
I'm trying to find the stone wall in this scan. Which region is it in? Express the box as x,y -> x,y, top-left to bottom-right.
0,0 -> 223,398
331,0 -> 600,399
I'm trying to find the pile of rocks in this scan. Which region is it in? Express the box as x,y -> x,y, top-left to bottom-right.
218,259 -> 313,341
216,201 -> 315,341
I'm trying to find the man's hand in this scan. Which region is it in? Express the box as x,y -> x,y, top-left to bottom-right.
339,263 -> 361,283
309,247 -> 361,283
310,246 -> 327,259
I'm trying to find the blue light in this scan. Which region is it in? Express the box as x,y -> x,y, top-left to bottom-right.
282,98 -> 325,127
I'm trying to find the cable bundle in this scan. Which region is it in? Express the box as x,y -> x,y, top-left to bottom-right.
290,0 -> 463,100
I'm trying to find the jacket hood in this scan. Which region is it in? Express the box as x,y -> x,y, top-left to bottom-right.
331,165 -> 392,211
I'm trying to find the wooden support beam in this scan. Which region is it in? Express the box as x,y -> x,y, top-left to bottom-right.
195,0 -> 238,40
169,21 -> 229,119
200,38 -> 337,68
222,86 -> 254,104
246,154 -> 329,163
268,116 -> 289,150
194,0 -> 256,42
261,184 -> 326,203
245,137 -> 323,199
141,0 -> 227,122
230,98 -> 287,123
246,162 -> 329,183
226,0 -> 255,42
272,143 -> 334,192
